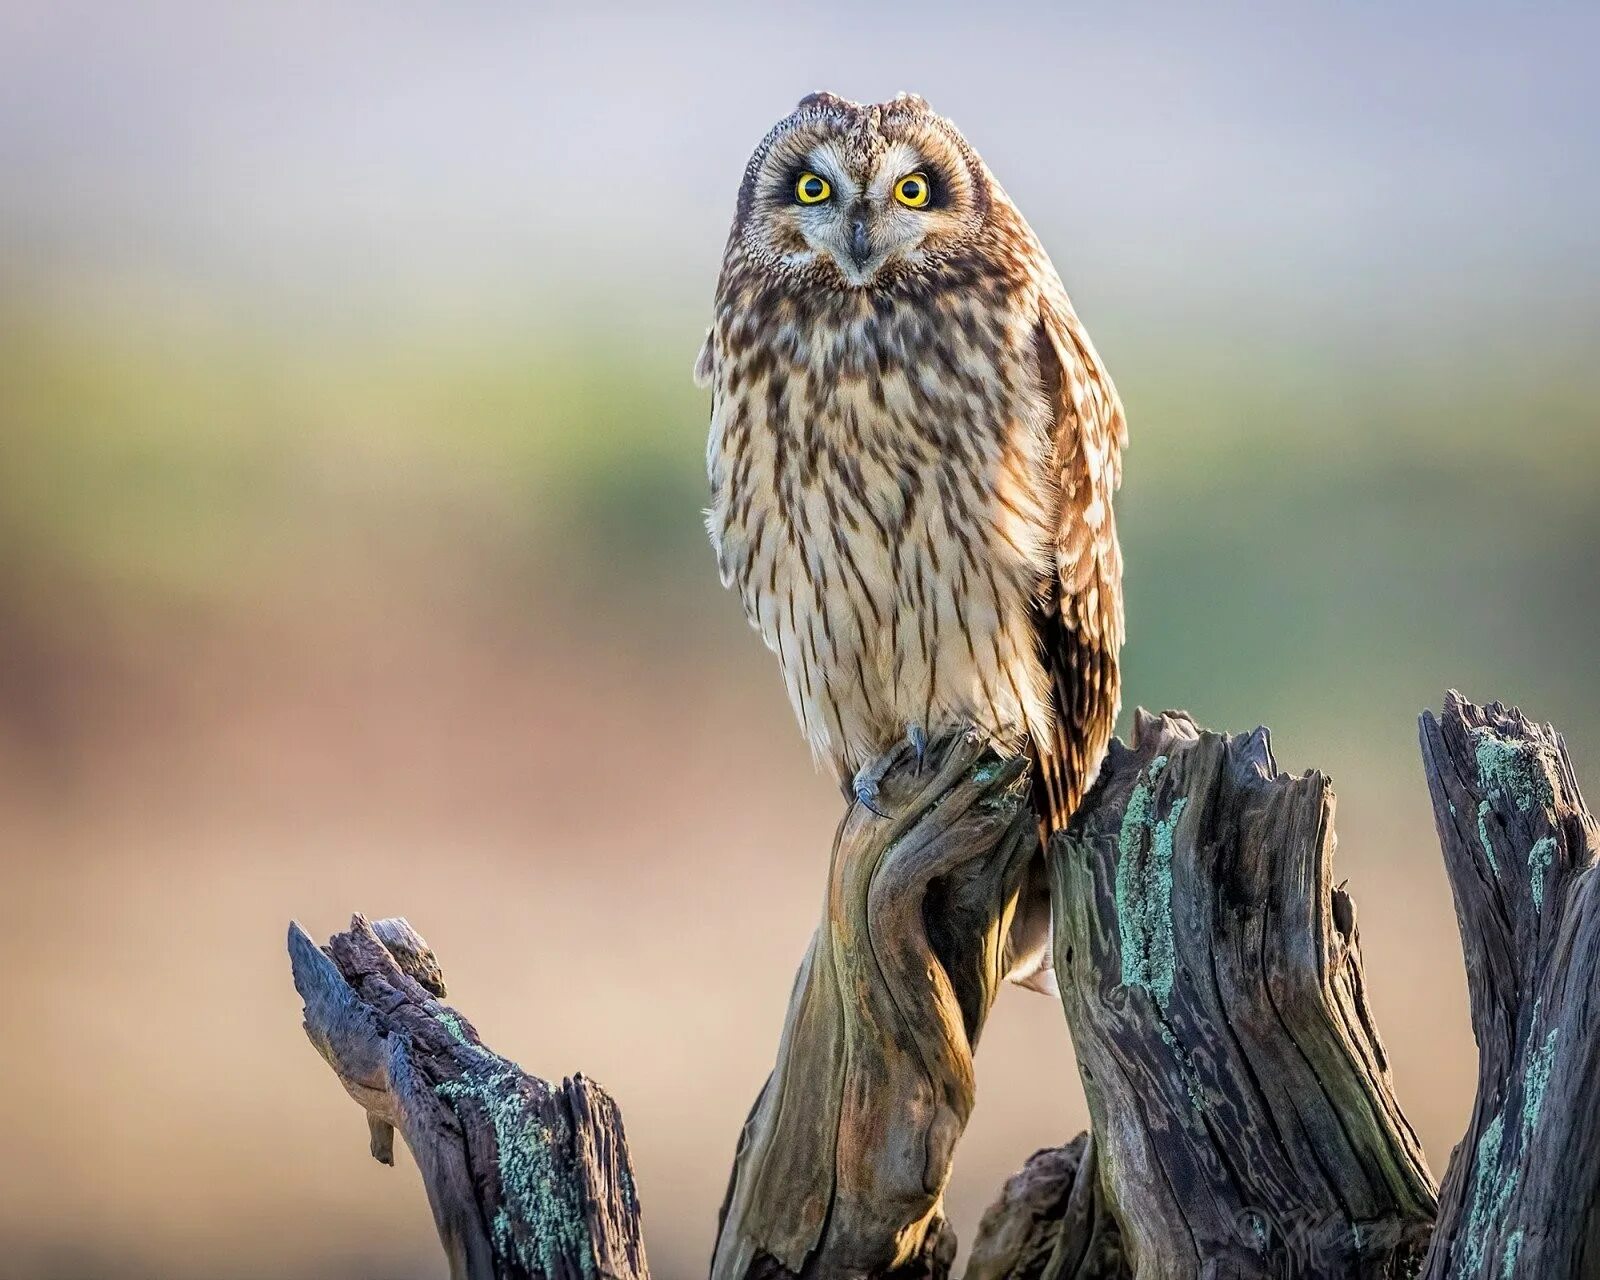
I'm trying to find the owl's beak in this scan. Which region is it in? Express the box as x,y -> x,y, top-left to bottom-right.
848,217 -> 872,269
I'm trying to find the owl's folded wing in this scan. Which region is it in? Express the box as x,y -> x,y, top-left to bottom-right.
1029,281 -> 1127,830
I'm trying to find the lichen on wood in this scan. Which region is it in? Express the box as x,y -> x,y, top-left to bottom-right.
288,914 -> 647,1280
1417,693 -> 1600,1279
1048,710 -> 1437,1277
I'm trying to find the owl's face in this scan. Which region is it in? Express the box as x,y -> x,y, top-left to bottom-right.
733,92 -> 990,289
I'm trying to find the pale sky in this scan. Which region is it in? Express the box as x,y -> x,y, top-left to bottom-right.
3,2 -> 1596,329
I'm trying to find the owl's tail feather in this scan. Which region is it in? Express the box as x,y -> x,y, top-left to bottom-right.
1006,588 -> 1121,992
1005,742 -> 1113,995
1001,850 -> 1057,994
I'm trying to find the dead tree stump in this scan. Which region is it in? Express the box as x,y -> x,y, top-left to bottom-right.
287,914 -> 648,1280
711,729 -> 1037,1280
1044,710 -> 1438,1277
1417,693 -> 1600,1278
287,694 -> 1600,1280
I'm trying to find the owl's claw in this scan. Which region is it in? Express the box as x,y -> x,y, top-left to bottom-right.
908,724 -> 928,771
852,763 -> 891,818
852,727 -> 930,817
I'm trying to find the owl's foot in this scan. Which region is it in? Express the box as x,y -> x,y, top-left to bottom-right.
851,726 -> 930,817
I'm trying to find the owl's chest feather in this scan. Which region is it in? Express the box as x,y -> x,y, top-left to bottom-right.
707,293 -> 1057,777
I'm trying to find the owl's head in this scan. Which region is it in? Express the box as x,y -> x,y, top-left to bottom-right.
732,91 -> 991,289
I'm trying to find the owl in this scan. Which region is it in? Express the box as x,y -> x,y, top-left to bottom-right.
697,92 -> 1125,986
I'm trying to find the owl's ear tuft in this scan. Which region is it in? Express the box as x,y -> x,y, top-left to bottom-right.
796,90 -> 852,114
891,91 -> 932,113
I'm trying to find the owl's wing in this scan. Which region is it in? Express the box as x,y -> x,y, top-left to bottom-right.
1029,281 -> 1127,831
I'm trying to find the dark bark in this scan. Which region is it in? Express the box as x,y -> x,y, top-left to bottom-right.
1046,710 -> 1438,1278
288,914 -> 648,1280
711,729 -> 1037,1280
965,1134 -> 1125,1280
1417,692 -> 1600,1279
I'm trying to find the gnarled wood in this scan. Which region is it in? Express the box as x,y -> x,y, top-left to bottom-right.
965,1133 -> 1124,1280
288,914 -> 648,1280
1048,711 -> 1437,1278
711,729 -> 1037,1280
1418,692 -> 1600,1279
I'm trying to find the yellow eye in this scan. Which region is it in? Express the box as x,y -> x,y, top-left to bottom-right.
894,172 -> 931,208
794,172 -> 831,204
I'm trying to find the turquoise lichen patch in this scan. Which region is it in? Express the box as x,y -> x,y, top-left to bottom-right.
1471,727 -> 1554,814
1468,727 -> 1554,875
618,1149 -> 638,1215
436,1049 -> 596,1279
1527,836 -> 1556,911
436,1010 -> 471,1045
1522,1020 -> 1559,1131
1115,755 -> 1186,1008
1476,801 -> 1499,873
1501,1230 -> 1523,1277
1460,1112 -> 1516,1273
1458,1009 -> 1561,1274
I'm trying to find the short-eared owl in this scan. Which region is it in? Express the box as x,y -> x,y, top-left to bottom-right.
697,92 -> 1125,985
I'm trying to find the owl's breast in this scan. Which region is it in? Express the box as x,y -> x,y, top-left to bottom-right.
705,281 -> 1058,778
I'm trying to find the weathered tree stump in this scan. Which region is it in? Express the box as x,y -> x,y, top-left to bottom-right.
711,729 -> 1037,1280
287,914 -> 648,1280
1417,693 -> 1600,1278
1043,710 -> 1438,1277
287,694 -> 1600,1280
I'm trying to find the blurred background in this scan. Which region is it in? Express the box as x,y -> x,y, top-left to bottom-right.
2,3 -> 1597,1277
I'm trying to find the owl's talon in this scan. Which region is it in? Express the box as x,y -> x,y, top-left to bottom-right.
908,725 -> 928,771
852,759 -> 892,818
853,778 -> 889,818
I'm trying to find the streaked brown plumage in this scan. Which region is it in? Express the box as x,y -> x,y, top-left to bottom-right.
698,92 -> 1125,984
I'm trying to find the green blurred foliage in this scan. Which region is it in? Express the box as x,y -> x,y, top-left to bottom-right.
4,284 -> 1596,757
